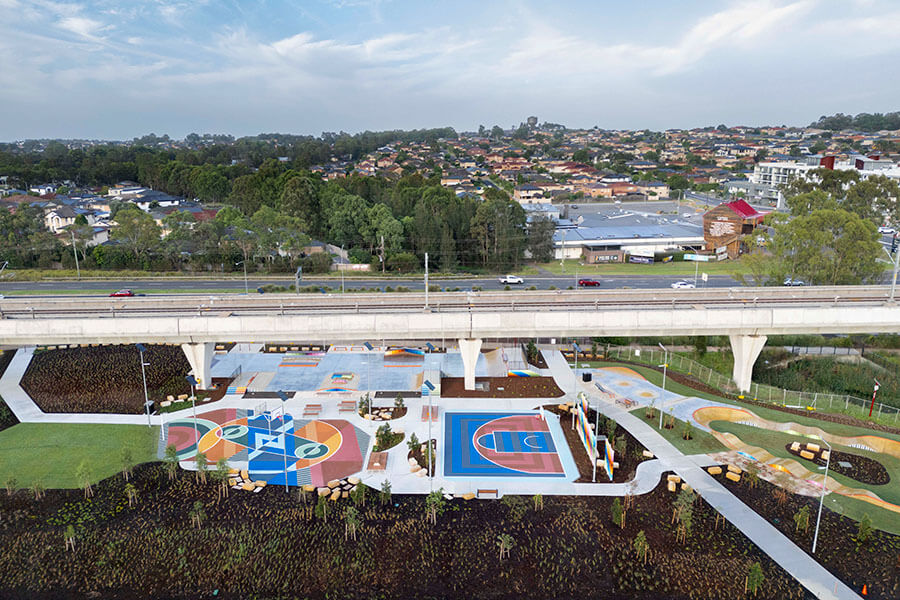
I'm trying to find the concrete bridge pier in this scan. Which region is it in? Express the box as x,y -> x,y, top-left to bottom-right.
181,342 -> 215,390
458,338 -> 482,391
729,334 -> 767,393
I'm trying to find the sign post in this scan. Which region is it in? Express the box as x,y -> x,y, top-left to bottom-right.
869,379 -> 880,418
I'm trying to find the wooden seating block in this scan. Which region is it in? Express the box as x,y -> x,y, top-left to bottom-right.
821,450 -> 830,461
790,442 -> 801,452
725,471 -> 741,483
240,470 -> 249,480
303,484 -> 316,492
667,480 -> 677,492
806,443 -> 820,453
800,450 -> 815,460
329,489 -> 341,501
727,464 -> 742,474
327,479 -> 341,489
642,450 -> 655,458
462,492 -> 476,500
241,482 -> 255,491
667,475 -> 681,484
707,466 -> 722,475
254,480 -> 266,488
317,487 -> 330,496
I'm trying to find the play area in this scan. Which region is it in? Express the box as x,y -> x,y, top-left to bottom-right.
443,411 -> 574,478
164,408 -> 369,488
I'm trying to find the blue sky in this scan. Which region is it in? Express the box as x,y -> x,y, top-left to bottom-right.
2,0 -> 900,140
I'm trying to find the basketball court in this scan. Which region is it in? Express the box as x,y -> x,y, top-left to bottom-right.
443,411 -> 575,478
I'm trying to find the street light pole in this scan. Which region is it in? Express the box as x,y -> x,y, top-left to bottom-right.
136,343 -> 151,428
277,391 -> 291,492
185,375 -> 199,449
811,436 -> 832,554
658,343 -> 668,430
424,252 -> 429,310
70,229 -> 81,280
236,261 -> 248,294
340,244 -> 345,294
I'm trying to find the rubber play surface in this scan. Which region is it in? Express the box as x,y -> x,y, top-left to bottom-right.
443,412 -> 567,477
165,408 -> 369,487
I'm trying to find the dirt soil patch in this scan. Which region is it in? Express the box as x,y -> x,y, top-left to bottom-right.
440,376 -> 563,398
0,463 -> 816,599
719,475 -> 900,599
784,445 -> 890,486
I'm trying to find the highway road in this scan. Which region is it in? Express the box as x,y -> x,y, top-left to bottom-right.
0,274 -> 740,296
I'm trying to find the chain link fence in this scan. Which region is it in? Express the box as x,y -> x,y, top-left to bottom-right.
606,345 -> 900,427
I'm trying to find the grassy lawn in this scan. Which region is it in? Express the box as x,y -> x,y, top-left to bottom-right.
628,406 -> 727,455
536,259 -> 749,277
0,423 -> 159,489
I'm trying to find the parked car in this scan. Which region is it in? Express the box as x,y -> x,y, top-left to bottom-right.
578,279 -> 601,287
498,275 -> 524,285
878,226 -> 895,234
783,277 -> 805,286
109,289 -> 134,297
670,281 -> 695,289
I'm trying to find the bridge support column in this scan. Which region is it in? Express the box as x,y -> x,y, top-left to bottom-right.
729,334 -> 766,393
458,338 -> 482,391
181,342 -> 215,390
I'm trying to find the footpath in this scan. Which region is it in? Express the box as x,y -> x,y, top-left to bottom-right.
544,349 -> 861,600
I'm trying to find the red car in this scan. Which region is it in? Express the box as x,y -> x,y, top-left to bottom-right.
109,289 -> 134,297
578,279 -> 601,287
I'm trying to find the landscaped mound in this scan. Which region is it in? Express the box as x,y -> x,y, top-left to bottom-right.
785,444 -> 890,486
21,345 -> 192,414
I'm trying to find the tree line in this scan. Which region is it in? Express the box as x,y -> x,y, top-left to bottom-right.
809,111 -> 900,132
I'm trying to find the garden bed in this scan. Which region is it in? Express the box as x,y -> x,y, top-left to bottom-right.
719,475 -> 900,599
21,345 -> 193,414
0,462 -> 814,599
784,444 -> 890,486
545,404 -> 650,484
440,376 -> 563,398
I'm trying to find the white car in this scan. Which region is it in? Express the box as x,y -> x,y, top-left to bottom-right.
499,275 -> 524,285
879,226 -> 895,234
671,280 -> 696,289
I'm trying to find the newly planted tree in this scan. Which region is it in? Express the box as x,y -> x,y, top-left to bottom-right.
189,500 -> 206,529
533,493 -> 543,511
194,452 -> 208,484
633,530 -> 650,565
425,489 -> 446,525
351,484 -> 367,507
672,488 -> 695,544
76,460 -> 93,498
64,524 -> 76,552
501,495 -> 528,523
380,479 -> 392,505
124,482 -> 138,507
120,446 -> 134,481
407,432 -> 421,453
31,481 -> 44,501
344,505 -> 361,541
164,443 -> 179,481
746,562 -> 764,596
856,513 -> 874,548
4,476 -> 16,496
793,505 -> 810,533
611,497 -> 625,529
315,495 -> 329,523
497,533 -> 515,560
394,393 -> 405,409
215,458 -> 231,499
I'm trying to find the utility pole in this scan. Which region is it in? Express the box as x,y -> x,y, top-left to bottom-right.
340,244 -> 345,294
379,235 -> 385,273
424,252 -> 429,309
70,229 -> 80,279
295,266 -> 302,294
891,234 -> 899,302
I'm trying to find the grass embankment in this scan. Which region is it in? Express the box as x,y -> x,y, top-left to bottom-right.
0,424 -> 158,488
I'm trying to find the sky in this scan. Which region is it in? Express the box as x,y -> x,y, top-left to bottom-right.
2,0 -> 900,140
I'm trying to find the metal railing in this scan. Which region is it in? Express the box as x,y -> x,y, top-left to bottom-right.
607,345 -> 900,426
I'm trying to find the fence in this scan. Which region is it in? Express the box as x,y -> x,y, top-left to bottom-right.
607,345 -> 900,426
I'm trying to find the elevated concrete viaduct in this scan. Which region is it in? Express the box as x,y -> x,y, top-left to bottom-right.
0,286 -> 896,391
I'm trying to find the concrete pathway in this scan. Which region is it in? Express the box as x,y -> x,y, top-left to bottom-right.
544,347 -> 861,600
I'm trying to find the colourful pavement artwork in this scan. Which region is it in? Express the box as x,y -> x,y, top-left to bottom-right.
444,412 -> 567,477
165,408 -> 369,487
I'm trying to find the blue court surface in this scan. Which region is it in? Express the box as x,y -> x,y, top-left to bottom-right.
444,412 -> 573,478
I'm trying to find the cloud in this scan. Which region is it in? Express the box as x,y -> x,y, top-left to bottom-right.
57,15 -> 107,38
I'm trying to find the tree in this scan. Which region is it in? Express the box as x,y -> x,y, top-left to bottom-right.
120,446 -> 134,482
215,458 -> 231,499
189,500 -> 206,529
527,215 -> 556,262
496,533 -> 515,560
31,481 -> 45,501
362,203 -> 403,253
856,513 -> 874,548
111,207 -> 161,259
768,208 -> 882,285
672,488 -> 695,544
350,483 -> 367,507
380,479 -> 392,505
501,495 -> 528,523
124,482 -> 138,507
633,530 -> 650,564
387,252 -> 418,273
793,505 -> 810,533
425,489 -> 447,525
533,493 -> 543,511
344,505 -> 361,541
76,460 -> 93,498
407,432 -> 421,453
315,494 -> 329,522
278,175 -> 320,232
572,148 -> 590,164
470,193 -> 526,267
4,476 -> 16,496
746,562 -> 764,596
394,393 -> 405,409
611,497 -> 625,529
64,524 -> 76,552
194,451 -> 208,484
163,443 -> 179,481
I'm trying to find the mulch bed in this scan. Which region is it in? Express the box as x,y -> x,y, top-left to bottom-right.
719,475 -> 900,599
613,358 -> 900,436
440,376 -> 563,398
522,343 -> 548,369
0,462 -> 816,599
784,444 -> 890,486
